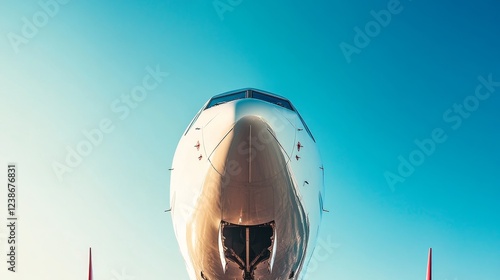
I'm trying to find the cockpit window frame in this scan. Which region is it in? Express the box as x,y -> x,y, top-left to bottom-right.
205,91 -> 247,109
248,91 -> 294,111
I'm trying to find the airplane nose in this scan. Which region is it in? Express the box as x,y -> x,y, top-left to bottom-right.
214,115 -> 288,183
203,99 -> 297,168
209,115 -> 289,225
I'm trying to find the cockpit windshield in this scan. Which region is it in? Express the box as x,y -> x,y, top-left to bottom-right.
250,91 -> 293,110
206,91 -> 247,109
205,89 -> 293,111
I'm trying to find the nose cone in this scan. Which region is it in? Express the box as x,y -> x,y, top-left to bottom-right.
209,115 -> 288,225
211,115 -> 288,183
203,99 -> 297,167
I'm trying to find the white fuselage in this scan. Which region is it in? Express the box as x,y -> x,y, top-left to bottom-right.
170,89 -> 324,280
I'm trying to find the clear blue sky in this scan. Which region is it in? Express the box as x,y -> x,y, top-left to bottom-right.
0,1 -> 499,279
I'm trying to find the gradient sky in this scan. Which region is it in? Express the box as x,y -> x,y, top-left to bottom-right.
0,1 -> 499,279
